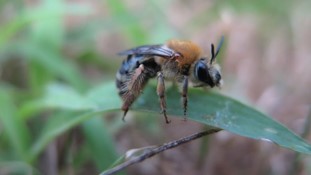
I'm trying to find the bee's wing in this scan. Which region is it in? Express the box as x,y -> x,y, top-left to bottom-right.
118,44 -> 177,58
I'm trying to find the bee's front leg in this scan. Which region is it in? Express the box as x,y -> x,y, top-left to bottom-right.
157,72 -> 170,124
181,75 -> 188,120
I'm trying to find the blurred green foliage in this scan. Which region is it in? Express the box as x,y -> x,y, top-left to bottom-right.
0,0 -> 120,174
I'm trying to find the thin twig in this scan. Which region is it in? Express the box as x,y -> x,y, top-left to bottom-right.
100,128 -> 222,175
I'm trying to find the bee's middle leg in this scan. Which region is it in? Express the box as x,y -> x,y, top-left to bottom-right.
181,75 -> 188,120
157,72 -> 170,124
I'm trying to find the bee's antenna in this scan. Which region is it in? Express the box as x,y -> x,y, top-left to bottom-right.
210,44 -> 215,63
210,36 -> 224,64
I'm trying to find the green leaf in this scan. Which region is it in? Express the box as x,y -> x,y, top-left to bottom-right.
29,111 -> 93,162
105,0 -> 147,44
41,83 -> 95,110
28,82 -> 120,161
33,81 -> 311,160
82,117 -> 119,171
137,85 -> 311,154
0,0 -> 91,49
23,43 -> 88,91
0,86 -> 31,161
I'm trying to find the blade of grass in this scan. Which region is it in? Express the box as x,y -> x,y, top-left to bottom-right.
82,117 -> 119,171
30,81 -> 311,163
0,86 -> 31,162
105,0 -> 147,44
29,111 -> 92,162
0,0 -> 91,49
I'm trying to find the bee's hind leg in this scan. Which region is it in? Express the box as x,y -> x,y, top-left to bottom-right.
120,64 -> 148,122
121,104 -> 128,121
157,72 -> 170,124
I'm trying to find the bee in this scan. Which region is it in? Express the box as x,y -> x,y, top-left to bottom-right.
116,36 -> 224,123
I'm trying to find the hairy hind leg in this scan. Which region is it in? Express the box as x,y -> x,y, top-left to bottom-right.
121,64 -> 148,121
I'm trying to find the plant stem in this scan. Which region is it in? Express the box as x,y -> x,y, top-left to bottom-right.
100,128 -> 222,175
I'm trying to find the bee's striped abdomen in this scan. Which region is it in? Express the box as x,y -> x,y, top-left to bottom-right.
116,55 -> 142,96
116,55 -> 161,97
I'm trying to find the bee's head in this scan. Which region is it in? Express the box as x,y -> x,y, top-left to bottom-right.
193,37 -> 224,88
194,59 -> 222,87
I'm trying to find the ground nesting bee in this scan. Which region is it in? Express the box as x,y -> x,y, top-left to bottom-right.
116,36 -> 224,123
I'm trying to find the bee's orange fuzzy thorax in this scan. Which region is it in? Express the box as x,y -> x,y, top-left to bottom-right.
167,39 -> 202,67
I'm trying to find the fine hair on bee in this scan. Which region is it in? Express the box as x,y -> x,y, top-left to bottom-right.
116,36 -> 224,123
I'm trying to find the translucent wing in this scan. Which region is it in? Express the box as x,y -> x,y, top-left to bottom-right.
118,44 -> 178,58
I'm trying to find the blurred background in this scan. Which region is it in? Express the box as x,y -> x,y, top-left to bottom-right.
1,0 -> 311,175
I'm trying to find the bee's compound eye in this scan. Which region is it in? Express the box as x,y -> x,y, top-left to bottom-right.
194,60 -> 215,87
